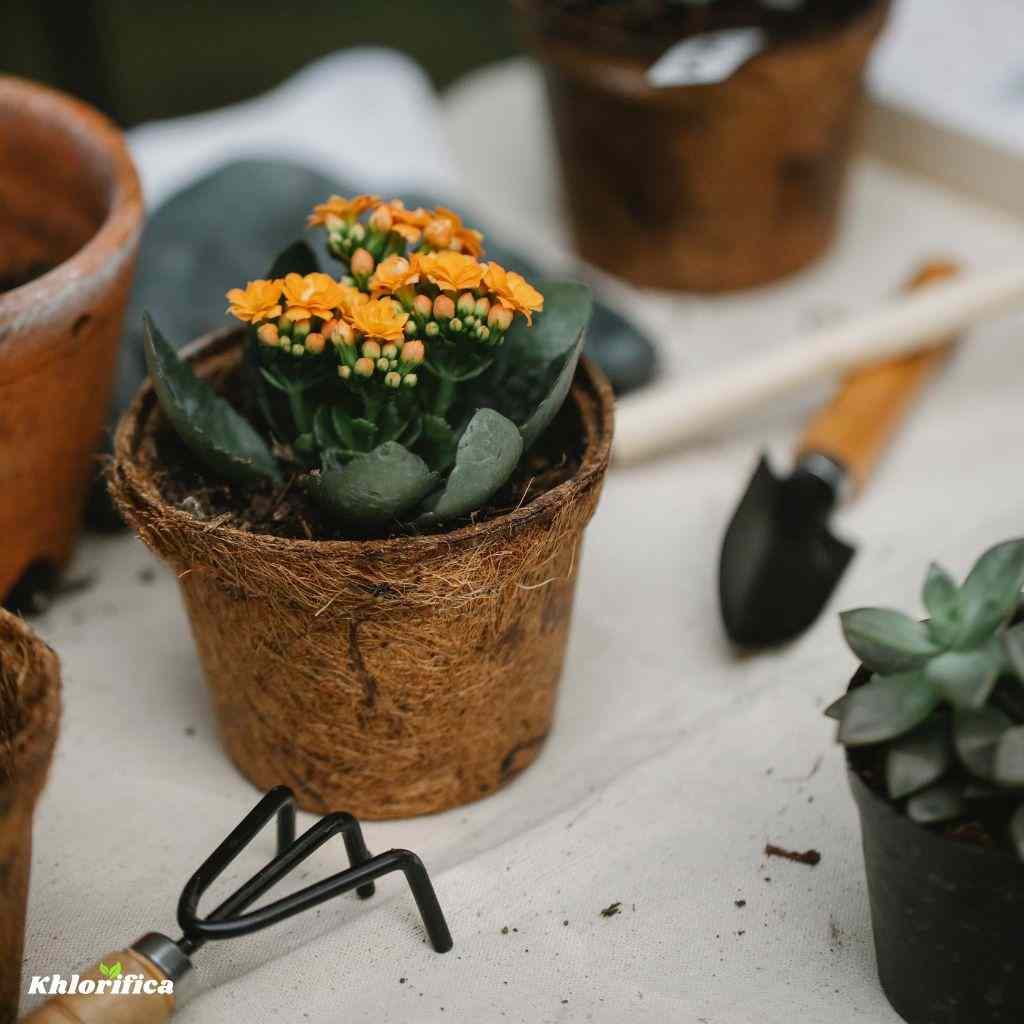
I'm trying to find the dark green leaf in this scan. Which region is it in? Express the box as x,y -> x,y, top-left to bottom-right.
143,314 -> 280,485
924,645 -> 1001,709
267,240 -> 319,279
994,726 -> 1024,787
313,406 -> 340,452
922,562 -> 962,645
953,706 -> 1013,780
351,418 -> 377,451
419,414 -> 458,472
824,694 -> 849,721
840,608 -> 942,674
419,408 -> 523,524
956,538 -> 1024,647
885,720 -> 952,799
331,407 -> 356,450
836,672 -> 940,746
1004,623 -> 1024,681
376,404 -> 407,445
306,442 -> 435,526
1010,805 -> 1024,860
906,782 -> 966,825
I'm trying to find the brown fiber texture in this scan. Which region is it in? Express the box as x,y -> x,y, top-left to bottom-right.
110,329 -> 614,818
0,610 -> 61,1024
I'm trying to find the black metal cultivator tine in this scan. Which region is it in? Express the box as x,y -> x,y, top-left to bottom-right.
175,786 -> 453,956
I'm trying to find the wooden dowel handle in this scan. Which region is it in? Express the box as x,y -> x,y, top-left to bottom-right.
797,260 -> 960,493
20,949 -> 175,1024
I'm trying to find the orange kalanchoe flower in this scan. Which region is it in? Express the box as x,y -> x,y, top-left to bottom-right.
225,279 -> 284,323
336,282 -> 370,320
419,250 -> 485,293
483,262 -> 545,325
282,272 -> 346,322
369,254 -> 421,297
379,199 -> 432,244
428,206 -> 484,257
307,194 -> 381,227
351,297 -> 410,343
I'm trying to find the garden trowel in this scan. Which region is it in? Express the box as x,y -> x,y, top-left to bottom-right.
719,262 -> 959,648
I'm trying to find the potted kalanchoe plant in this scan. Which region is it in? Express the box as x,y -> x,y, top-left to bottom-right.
110,196 -> 614,819
829,539 -> 1024,1024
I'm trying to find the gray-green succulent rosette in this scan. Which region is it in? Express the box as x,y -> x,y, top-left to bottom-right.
143,196 -> 592,530
828,539 -> 1024,858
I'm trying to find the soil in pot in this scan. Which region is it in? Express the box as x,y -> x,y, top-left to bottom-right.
846,666 -> 1024,1024
111,331 -> 614,819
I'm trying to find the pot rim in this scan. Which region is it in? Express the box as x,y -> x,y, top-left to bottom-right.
112,325 -> 615,557
844,665 -> 1024,871
0,75 -> 143,334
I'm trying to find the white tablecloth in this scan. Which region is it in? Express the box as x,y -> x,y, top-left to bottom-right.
21,6 -> 1024,1021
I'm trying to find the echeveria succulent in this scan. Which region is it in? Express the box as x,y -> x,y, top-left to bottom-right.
828,539 -> 1024,858
144,197 -> 592,530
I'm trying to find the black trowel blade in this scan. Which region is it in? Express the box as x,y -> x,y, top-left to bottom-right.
719,455 -> 856,647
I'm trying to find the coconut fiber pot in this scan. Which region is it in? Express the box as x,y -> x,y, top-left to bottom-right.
849,744 -> 1024,1022
111,329 -> 614,819
0,610 -> 61,1024
519,1 -> 889,292
0,76 -> 143,605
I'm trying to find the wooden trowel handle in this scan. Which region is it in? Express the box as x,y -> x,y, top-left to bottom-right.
798,261 -> 960,494
20,949 -> 174,1024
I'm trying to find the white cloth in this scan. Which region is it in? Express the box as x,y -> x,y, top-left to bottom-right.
21,7 -> 1024,1021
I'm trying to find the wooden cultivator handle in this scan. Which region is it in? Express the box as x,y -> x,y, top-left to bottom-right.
798,261 -> 960,494
20,949 -> 174,1024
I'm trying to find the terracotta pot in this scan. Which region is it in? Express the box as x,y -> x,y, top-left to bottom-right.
0,76 -> 143,604
0,610 -> 61,1024
520,2 -> 890,291
110,329 -> 614,818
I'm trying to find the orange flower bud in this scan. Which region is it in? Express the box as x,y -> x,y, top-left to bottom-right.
338,364 -> 352,379
293,318 -> 311,339
475,297 -> 491,317
369,204 -> 393,233
320,317 -> 338,337
382,343 -> 399,359
425,321 -> 440,338
384,371 -> 401,389
257,323 -> 280,347
433,295 -> 455,321
457,292 -> 476,316
332,321 -> 355,346
354,357 -> 375,378
362,340 -> 381,359
401,340 -> 425,365
488,305 -> 514,331
402,373 -> 418,388
351,248 -> 375,277
376,357 -> 390,372
404,320 -> 417,338
413,294 -> 433,318
305,332 -> 325,354
277,315 -> 292,334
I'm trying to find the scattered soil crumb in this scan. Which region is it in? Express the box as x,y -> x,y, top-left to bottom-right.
184,726 -> 196,737
138,567 -> 157,584
399,978 -> 406,984
734,899 -> 746,908
501,926 -> 509,935
600,902 -> 622,918
765,843 -> 821,866
563,920 -> 569,926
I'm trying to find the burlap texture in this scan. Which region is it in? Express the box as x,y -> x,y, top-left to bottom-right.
0,610 -> 61,1024
110,329 -> 614,818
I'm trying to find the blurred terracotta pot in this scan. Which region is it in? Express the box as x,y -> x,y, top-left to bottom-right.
0,76 -> 142,603
521,2 -> 889,292
0,610 -> 61,1024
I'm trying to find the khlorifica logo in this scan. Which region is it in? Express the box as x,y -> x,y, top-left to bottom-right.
28,965 -> 174,997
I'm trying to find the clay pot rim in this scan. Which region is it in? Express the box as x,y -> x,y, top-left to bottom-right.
0,608 -> 61,806
112,325 -> 615,558
0,75 -> 143,327
844,664 -> 1024,871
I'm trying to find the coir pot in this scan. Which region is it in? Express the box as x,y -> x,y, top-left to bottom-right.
110,328 -> 614,819
0,610 -> 61,1024
847,669 -> 1024,1023
518,1 -> 890,292
0,76 -> 143,604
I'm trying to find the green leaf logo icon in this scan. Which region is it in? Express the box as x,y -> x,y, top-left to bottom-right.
99,962 -> 123,981
99,963 -> 111,978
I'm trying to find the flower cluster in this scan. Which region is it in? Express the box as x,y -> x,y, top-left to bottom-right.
225,197 -> 544,397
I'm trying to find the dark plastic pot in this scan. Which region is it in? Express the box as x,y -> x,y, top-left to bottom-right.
848,743 -> 1024,1023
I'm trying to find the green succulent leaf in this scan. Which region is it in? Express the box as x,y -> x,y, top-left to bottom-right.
906,782 -> 966,825
307,442 -> 435,526
418,408 -> 523,524
1004,623 -> 1024,681
419,414 -> 458,472
823,694 -> 849,720
478,281 -> 592,449
840,608 -> 942,674
924,644 -> 1002,709
1010,805 -> 1024,860
956,538 -> 1024,647
836,672 -> 940,746
922,562 -> 962,646
267,239 -> 319,279
885,720 -> 952,800
994,725 -> 1024,787
144,314 -> 281,486
953,705 -> 1013,780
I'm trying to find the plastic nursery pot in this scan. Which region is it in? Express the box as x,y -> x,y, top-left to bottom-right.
517,1 -> 889,292
0,76 -> 143,605
846,670 -> 1024,1024
110,328 -> 614,819
0,610 -> 61,1024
